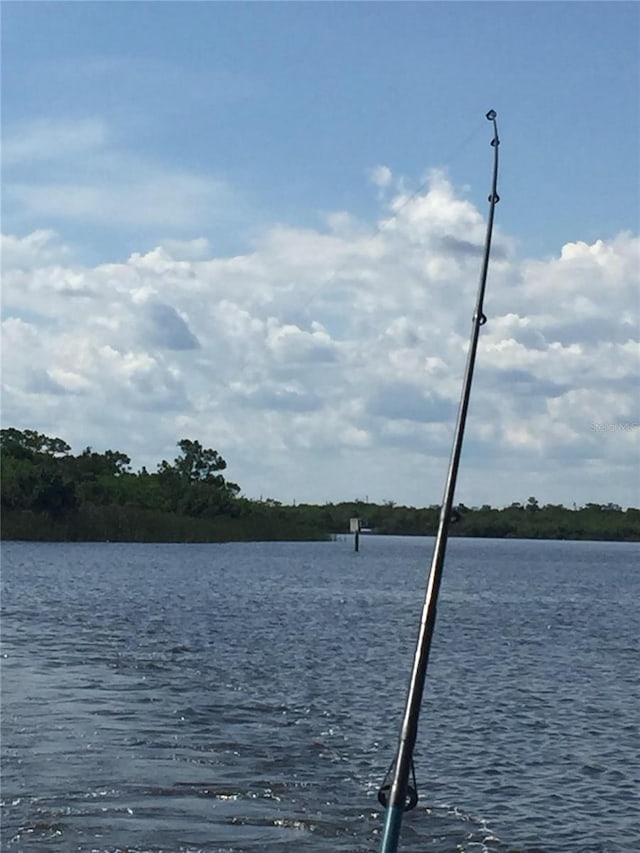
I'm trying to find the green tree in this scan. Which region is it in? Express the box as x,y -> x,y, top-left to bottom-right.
1,429 -> 77,515
154,440 -> 240,516
32,470 -> 78,517
1,428 -> 71,459
170,439 -> 228,483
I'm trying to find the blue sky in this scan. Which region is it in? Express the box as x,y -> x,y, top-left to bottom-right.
2,2 -> 639,507
4,2 -> 638,260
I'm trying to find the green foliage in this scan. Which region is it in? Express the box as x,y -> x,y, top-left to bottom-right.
1,428 -> 639,542
1,428 -> 324,540
257,499 -> 640,541
169,439 -> 227,483
1,427 -> 71,459
1,430 -> 78,517
1,504 -> 325,543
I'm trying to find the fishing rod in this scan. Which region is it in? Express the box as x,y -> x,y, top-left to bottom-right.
377,109 -> 500,853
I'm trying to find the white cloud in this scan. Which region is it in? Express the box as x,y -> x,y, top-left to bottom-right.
369,165 -> 393,188
2,174 -> 638,507
7,173 -> 231,232
2,117 -> 241,239
160,238 -> 212,261
265,320 -> 336,364
1,230 -> 72,270
1,118 -> 108,166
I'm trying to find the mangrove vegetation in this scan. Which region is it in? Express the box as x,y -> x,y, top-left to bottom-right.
1,428 -> 638,542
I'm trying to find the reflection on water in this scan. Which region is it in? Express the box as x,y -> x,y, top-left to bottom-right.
2,538 -> 639,852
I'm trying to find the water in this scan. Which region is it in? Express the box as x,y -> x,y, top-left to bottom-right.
1,537 -> 639,852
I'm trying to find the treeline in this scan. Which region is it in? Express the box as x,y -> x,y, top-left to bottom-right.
1,428 -> 639,542
0,428 -> 327,542
296,498 -> 640,542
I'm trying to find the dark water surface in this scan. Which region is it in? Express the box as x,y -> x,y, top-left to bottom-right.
2,537 -> 639,852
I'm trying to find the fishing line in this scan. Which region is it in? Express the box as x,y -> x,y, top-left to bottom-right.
373,117 -> 490,232
287,116 -> 489,323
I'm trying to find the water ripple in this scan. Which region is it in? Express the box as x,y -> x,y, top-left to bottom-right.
2,538 -> 639,852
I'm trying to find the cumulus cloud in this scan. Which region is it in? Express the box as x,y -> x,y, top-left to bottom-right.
142,302 -> 200,351
367,382 -> 456,424
1,230 -> 72,270
1,174 -> 638,507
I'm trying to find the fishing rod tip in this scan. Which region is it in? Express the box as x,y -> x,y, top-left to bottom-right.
486,109 -> 497,121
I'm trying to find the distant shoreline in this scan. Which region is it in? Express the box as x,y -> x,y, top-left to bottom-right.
3,535 -> 639,544
3,429 -> 638,545
2,506 -> 639,545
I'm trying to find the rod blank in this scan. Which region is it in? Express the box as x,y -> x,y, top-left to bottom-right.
378,109 -> 501,853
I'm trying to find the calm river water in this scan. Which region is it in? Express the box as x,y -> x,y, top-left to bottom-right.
1,537 -> 639,852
